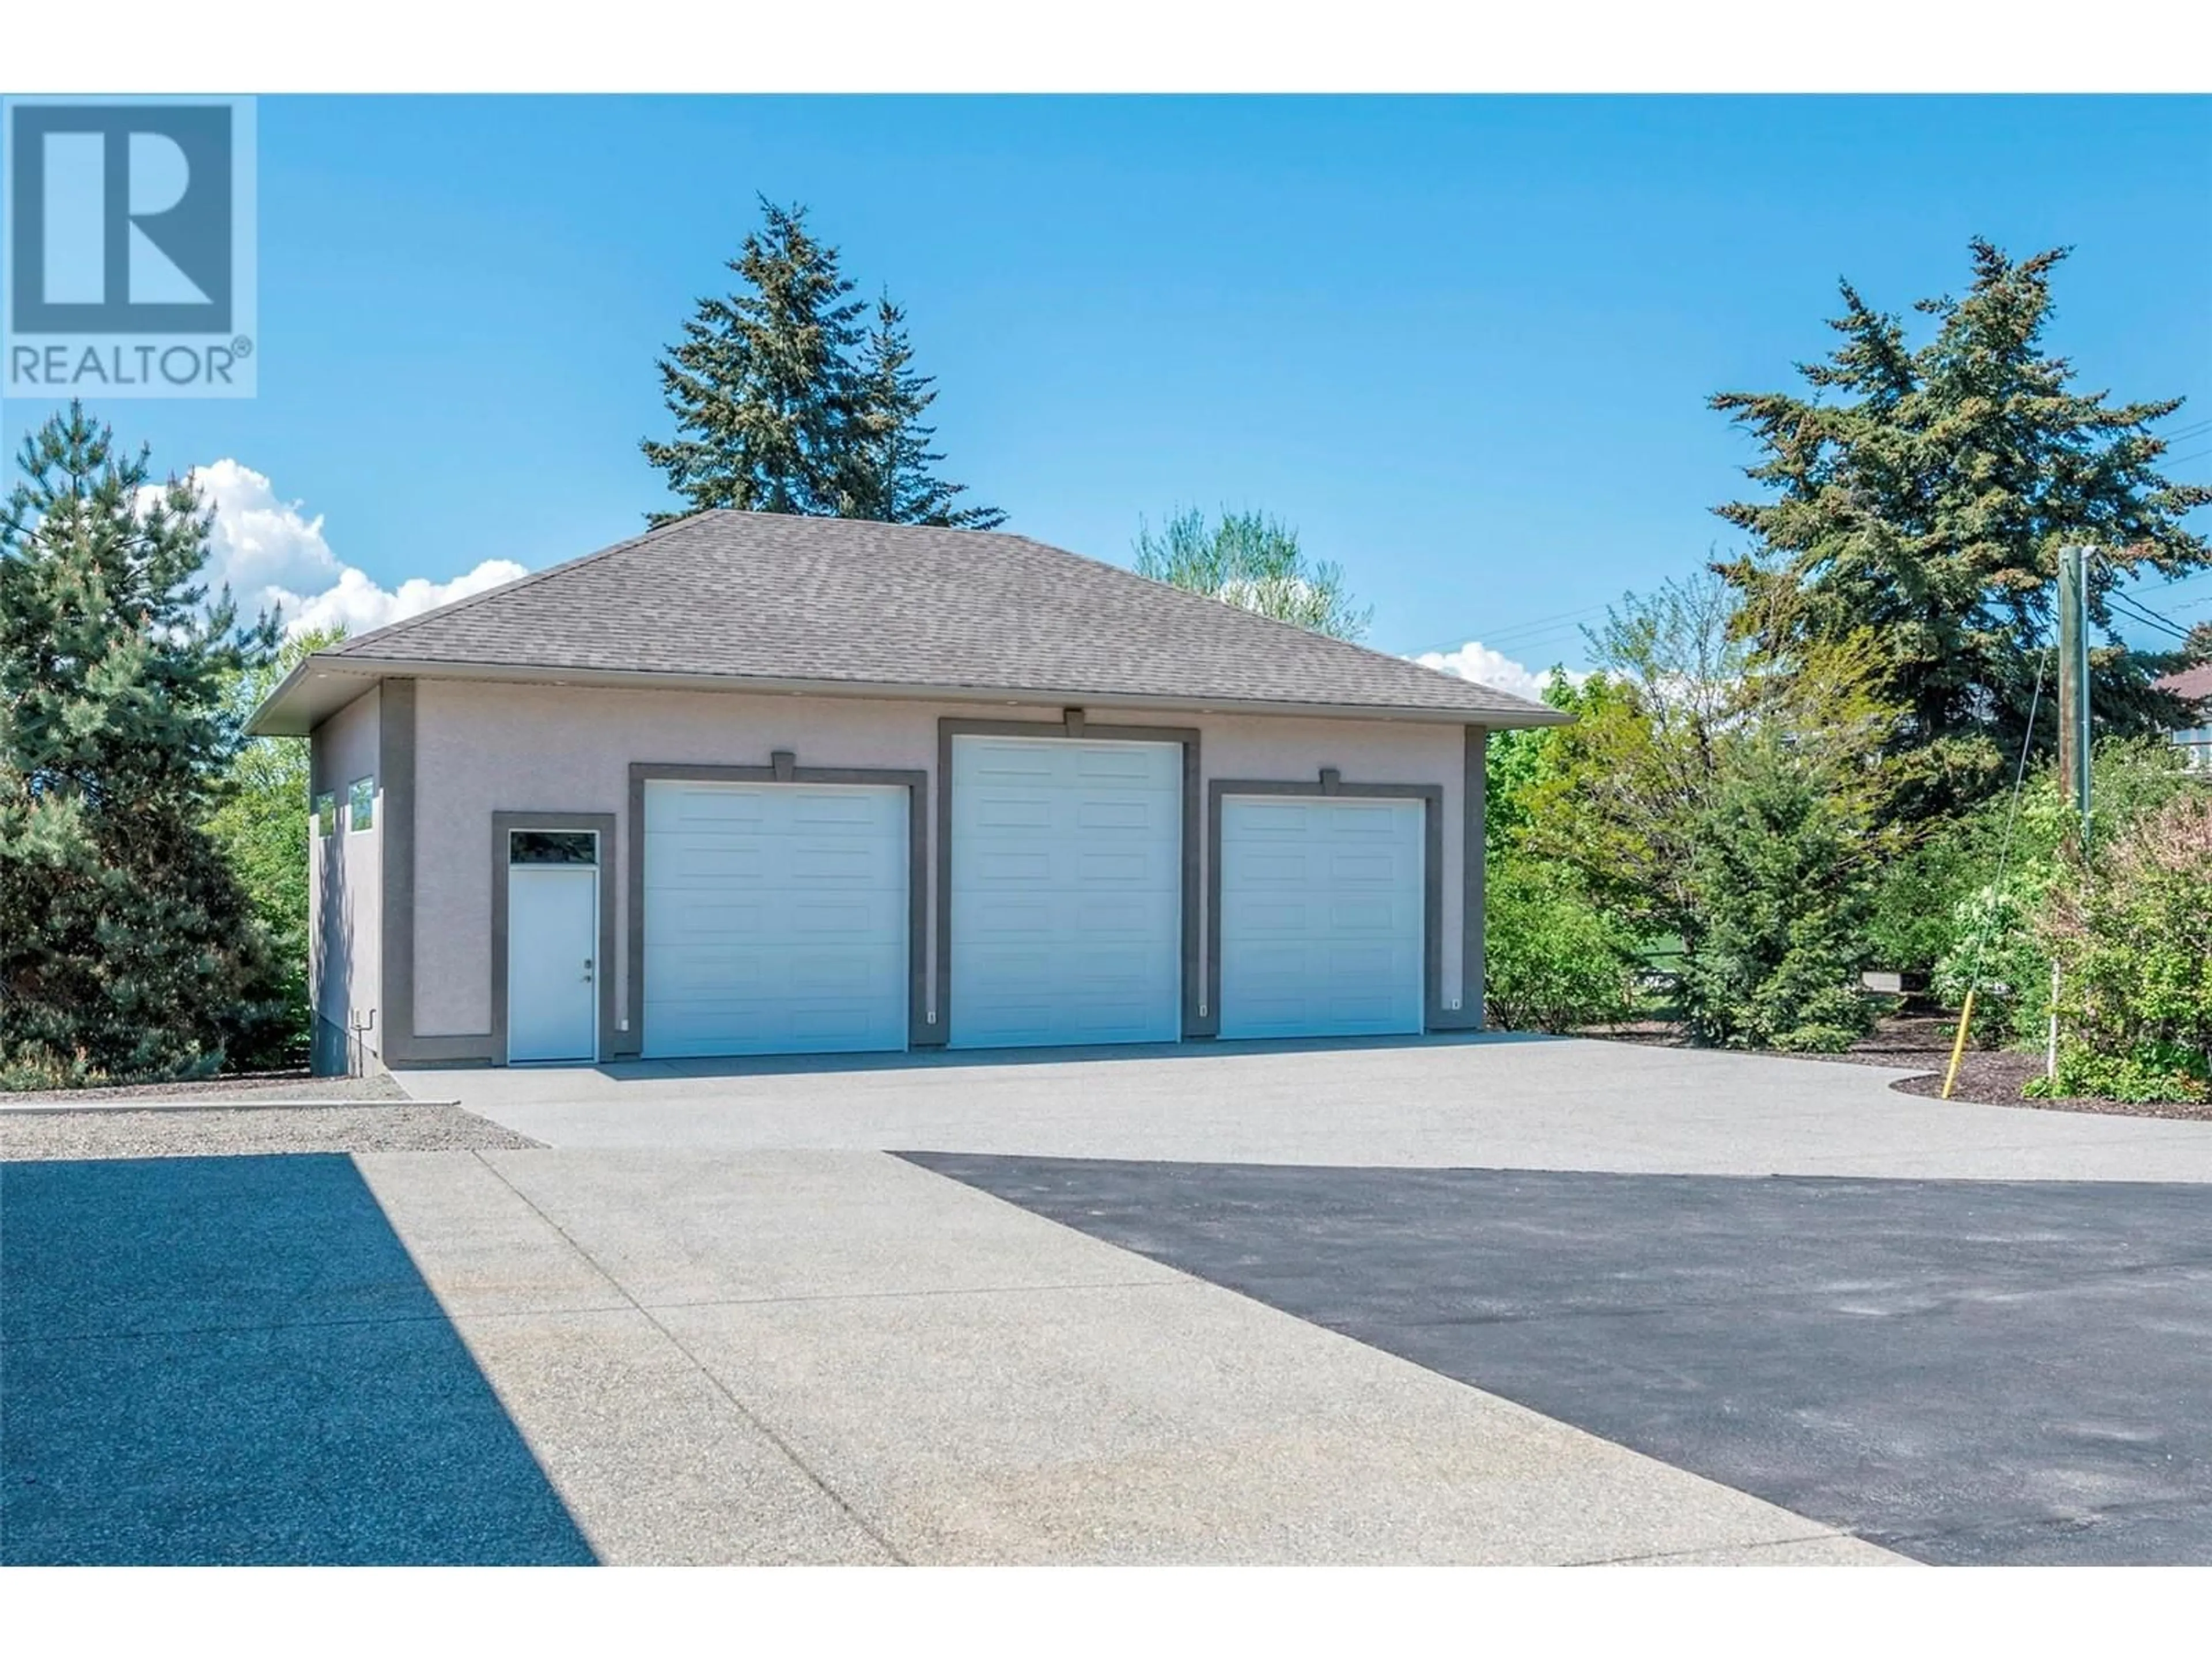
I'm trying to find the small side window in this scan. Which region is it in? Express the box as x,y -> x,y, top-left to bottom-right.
349,777 -> 376,832
509,830 -> 598,866
314,792 -> 337,836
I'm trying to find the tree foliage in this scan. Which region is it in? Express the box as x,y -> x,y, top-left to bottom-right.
1133,507 -> 1372,641
0,405 -> 285,1085
1711,239 -> 2211,819
2037,790 -> 2212,1103
1483,853 -> 1638,1033
1681,737 -> 1880,1051
840,295 -> 1006,529
1495,573 -> 1900,1050
642,199 -> 1000,529
206,626 -> 343,1062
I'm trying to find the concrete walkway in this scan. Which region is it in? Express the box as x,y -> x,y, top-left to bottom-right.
399,1035 -> 2212,1182
354,1147 -> 1897,1565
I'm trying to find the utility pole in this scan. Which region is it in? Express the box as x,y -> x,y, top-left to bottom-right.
2056,545 -> 2093,842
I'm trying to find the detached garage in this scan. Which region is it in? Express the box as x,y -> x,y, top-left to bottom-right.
251,510 -> 1569,1073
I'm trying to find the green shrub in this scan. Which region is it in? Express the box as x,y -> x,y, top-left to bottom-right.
0,1044 -> 111,1093
1679,742 -> 1878,1052
2027,1042 -> 2209,1104
1927,738 -> 2196,1046
2039,790 -> 2212,1101
1484,856 -> 1638,1032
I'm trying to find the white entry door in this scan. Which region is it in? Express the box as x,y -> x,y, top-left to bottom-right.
642,780 -> 908,1057
950,734 -> 1181,1048
506,833 -> 600,1063
1217,795 -> 1424,1039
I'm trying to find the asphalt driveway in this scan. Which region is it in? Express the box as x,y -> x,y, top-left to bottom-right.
905,1154 -> 2212,1565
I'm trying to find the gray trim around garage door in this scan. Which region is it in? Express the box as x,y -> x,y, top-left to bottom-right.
623,759 -> 931,1059
490,811 -> 620,1065
936,712 -> 1205,1047
1207,773 -> 1448,1035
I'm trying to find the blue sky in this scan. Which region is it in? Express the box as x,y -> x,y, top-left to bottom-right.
6,94 -> 2210,684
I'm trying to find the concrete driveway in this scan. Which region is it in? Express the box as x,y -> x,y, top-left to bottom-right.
387,1035 -> 2212,1565
3,1143 -> 1887,1565
406,1033 -> 2212,1183
13,1038 -> 2206,1563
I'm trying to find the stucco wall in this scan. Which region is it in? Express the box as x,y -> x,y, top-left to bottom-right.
408,679 -> 1474,1042
308,684 -> 382,1069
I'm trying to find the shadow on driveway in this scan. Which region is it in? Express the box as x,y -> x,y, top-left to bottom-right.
1,1154 -> 593,1565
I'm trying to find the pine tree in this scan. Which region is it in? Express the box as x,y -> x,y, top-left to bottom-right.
0,404 -> 284,1085
642,200 -> 1002,529
642,198 -> 867,522
842,295 -> 1005,529
1711,239 -> 2212,817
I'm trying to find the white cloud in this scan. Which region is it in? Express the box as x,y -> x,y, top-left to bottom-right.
1415,640 -> 1589,704
270,558 -> 527,639
150,460 -> 525,639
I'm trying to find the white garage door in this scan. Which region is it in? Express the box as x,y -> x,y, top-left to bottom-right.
1217,795 -> 1424,1039
950,735 -> 1181,1048
642,780 -> 907,1057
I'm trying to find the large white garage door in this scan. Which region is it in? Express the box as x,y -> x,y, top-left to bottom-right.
1217,795 -> 1424,1039
950,736 -> 1181,1048
642,780 -> 907,1057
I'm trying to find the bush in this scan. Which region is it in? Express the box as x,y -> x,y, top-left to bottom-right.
1484,855 -> 1638,1032
1680,743 -> 1878,1052
2037,790 -> 2212,1102
2027,1043 -> 2209,1104
1927,738 -> 2197,1047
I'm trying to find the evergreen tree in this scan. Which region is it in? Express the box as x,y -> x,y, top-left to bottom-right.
1133,507 -> 1372,641
841,295 -> 1005,529
643,200 -> 1002,529
642,198 -> 867,522
1712,239 -> 2211,816
0,404 -> 283,1085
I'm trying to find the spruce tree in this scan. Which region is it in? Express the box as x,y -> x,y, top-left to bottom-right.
0,404 -> 283,1085
842,295 -> 1006,529
642,198 -> 866,522
1712,239 -> 2212,817
643,199 -> 1002,529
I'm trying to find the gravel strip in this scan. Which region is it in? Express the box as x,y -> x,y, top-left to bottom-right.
0,1103 -> 541,1162
2,1070 -> 411,1107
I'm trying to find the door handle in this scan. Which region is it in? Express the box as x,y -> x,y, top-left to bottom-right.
582,958 -> 594,983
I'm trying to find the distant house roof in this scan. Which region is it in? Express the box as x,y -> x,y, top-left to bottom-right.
250,511 -> 1569,736
2158,661 -> 2212,711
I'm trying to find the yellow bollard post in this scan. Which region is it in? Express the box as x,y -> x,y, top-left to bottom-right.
1941,989 -> 1976,1101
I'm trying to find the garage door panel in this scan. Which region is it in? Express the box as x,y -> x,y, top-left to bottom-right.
951,736 -> 1181,1049
1218,796 -> 1423,1040
642,780 -> 907,1058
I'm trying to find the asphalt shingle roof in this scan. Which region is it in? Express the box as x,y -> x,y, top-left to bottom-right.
2157,662 -> 2212,707
317,511 -> 1555,721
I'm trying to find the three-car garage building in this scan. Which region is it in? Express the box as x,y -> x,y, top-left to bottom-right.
248,512 -> 1567,1072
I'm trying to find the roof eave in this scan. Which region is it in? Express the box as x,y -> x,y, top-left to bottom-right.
250,653 -> 1573,737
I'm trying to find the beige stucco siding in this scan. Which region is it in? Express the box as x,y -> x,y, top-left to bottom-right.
409,679 -> 1474,1042
308,684 -> 382,1066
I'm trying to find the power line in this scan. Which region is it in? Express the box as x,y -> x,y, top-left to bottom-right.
2107,589 -> 2196,643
